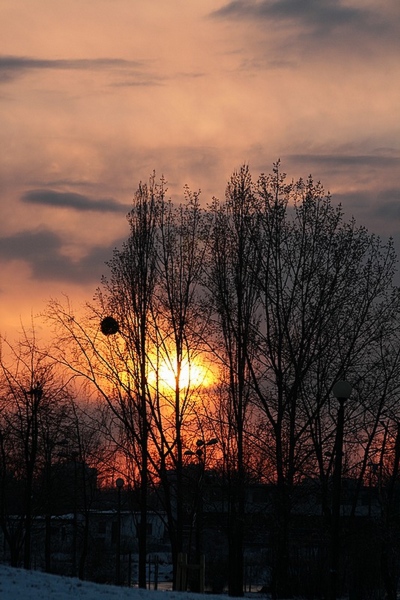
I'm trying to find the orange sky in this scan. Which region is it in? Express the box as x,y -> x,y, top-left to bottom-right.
1,0 -> 400,342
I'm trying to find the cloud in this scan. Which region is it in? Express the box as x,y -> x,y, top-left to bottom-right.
0,55 -> 148,84
0,55 -> 206,87
0,228 -> 122,283
21,190 -> 130,213
111,78 -> 164,87
286,153 -> 400,170
311,186 -> 400,240
210,0 -> 400,53
374,189 -> 400,220
112,70 -> 205,87
212,0 -> 362,27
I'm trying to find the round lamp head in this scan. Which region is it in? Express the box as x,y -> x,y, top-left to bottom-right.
116,477 -> 125,489
100,316 -> 120,336
332,380 -> 352,400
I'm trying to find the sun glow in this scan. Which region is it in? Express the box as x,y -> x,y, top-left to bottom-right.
150,356 -> 215,391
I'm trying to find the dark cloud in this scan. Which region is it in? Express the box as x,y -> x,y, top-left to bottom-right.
286,153 -> 400,171
212,0 -> 362,27
21,190 -> 130,213
0,55 -> 147,84
330,190 -> 375,214
0,228 -> 123,283
317,187 -> 400,239
210,0 -> 399,49
282,153 -> 400,227
374,189 -> 400,220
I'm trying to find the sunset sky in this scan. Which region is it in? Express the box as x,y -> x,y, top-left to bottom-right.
1,0 -> 400,342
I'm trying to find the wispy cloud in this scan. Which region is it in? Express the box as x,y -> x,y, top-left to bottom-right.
0,228 -> 121,283
21,190 -> 130,213
0,55 -> 206,87
0,55 -> 147,84
286,153 -> 400,169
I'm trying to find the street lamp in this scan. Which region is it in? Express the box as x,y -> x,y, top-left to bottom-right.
100,315 -> 148,589
329,380 -> 352,600
23,382 -> 43,570
101,316 -> 120,336
116,477 -> 125,585
184,439 -> 218,574
184,437 -> 219,460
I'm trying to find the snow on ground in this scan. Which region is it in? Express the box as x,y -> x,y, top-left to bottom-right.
0,564 -> 230,600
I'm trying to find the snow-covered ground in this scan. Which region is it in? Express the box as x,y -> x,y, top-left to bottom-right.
0,564 -> 231,600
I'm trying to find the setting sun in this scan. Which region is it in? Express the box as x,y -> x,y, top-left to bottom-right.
150,356 -> 215,391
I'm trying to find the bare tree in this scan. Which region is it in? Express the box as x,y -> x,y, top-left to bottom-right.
45,175 -> 213,588
101,174 -> 162,587
206,165 -> 261,597
245,165 -> 400,598
204,163 -> 400,597
45,177 -> 161,587
98,183 -> 215,588
0,327 -> 72,570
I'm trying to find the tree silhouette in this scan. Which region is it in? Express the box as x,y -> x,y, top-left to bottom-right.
42,164 -> 400,597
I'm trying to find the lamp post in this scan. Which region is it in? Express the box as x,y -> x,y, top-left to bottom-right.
185,439 -> 218,563
101,315 -> 148,589
44,437 -> 68,573
116,477 -> 125,585
24,382 -> 43,570
329,380 -> 352,600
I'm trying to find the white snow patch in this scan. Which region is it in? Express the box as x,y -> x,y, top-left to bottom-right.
0,564 -> 233,600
